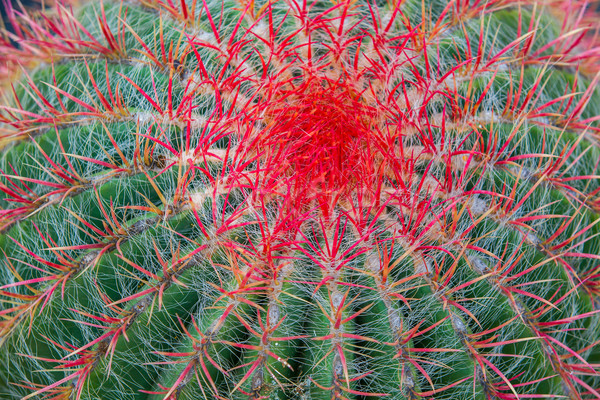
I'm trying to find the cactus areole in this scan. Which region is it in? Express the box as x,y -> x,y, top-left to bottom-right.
2,0 -> 600,399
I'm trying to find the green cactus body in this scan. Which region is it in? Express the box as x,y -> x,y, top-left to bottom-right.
1,0 -> 600,399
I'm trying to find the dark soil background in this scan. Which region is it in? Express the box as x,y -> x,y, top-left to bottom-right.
1,0 -> 48,35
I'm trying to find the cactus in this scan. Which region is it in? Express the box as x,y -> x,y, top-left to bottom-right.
1,0 -> 600,398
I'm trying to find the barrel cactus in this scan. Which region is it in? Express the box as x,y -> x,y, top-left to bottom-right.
1,0 -> 600,398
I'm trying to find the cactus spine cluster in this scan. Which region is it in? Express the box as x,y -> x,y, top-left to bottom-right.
1,0 -> 600,399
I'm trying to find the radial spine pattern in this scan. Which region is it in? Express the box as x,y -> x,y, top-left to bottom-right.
1,0 -> 600,399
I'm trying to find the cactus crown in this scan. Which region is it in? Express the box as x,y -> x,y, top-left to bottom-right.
1,0 -> 600,399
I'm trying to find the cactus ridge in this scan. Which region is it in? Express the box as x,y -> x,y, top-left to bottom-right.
1,0 -> 600,399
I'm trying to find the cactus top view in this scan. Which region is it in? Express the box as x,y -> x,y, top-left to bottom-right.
2,0 -> 600,398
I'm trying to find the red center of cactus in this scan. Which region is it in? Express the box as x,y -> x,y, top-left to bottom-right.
255,76 -> 381,207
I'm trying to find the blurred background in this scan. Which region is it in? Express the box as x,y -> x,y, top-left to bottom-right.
1,0 -> 53,35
